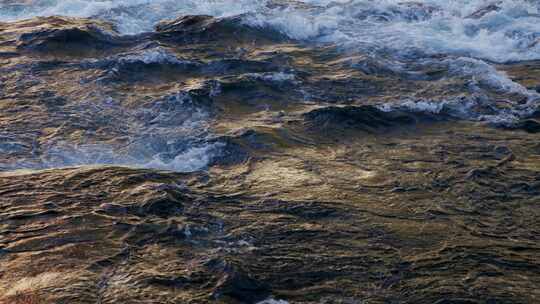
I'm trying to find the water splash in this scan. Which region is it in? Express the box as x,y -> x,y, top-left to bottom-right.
247,0 -> 540,62
1,1 -> 538,61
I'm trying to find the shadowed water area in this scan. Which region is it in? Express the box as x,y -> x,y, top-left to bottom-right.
0,1 -> 539,303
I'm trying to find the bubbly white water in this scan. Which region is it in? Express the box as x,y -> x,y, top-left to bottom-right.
1,0 -> 539,62
4,85 -> 222,172
40,141 -> 222,172
245,72 -> 297,83
118,47 -> 194,65
1,1 -> 539,172
0,0 -> 267,33
256,298 -> 289,304
379,55 -> 540,123
257,0 -> 540,62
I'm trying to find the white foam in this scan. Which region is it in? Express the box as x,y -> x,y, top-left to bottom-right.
1,1 -> 538,62
390,100 -> 445,114
142,142 -> 224,172
256,298 -> 289,304
378,97 -> 476,117
119,47 -> 192,65
30,91 -> 222,172
38,137 -> 221,173
446,57 -> 531,95
379,94 -> 539,125
0,0 -> 267,34
2,0 -> 540,169
246,0 -> 540,63
1,1 -> 537,62
376,53 -> 540,124
246,72 -> 296,82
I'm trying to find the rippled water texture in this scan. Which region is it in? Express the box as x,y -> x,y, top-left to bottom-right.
1,1 -> 540,303
1,0 -> 539,171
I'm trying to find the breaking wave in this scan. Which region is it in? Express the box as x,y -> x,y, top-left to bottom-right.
250,0 -> 540,63
1,0 -> 539,171
1,82 -> 223,172
1,0 -> 539,62
378,56 -> 540,124
41,90 -> 220,172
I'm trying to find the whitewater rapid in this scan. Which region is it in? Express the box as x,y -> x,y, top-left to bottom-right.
1,0 -> 539,62
1,0 -> 539,172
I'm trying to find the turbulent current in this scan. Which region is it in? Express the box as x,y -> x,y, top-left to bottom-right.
1,1 -> 540,303
1,0 -> 539,171
2,0 -> 540,61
